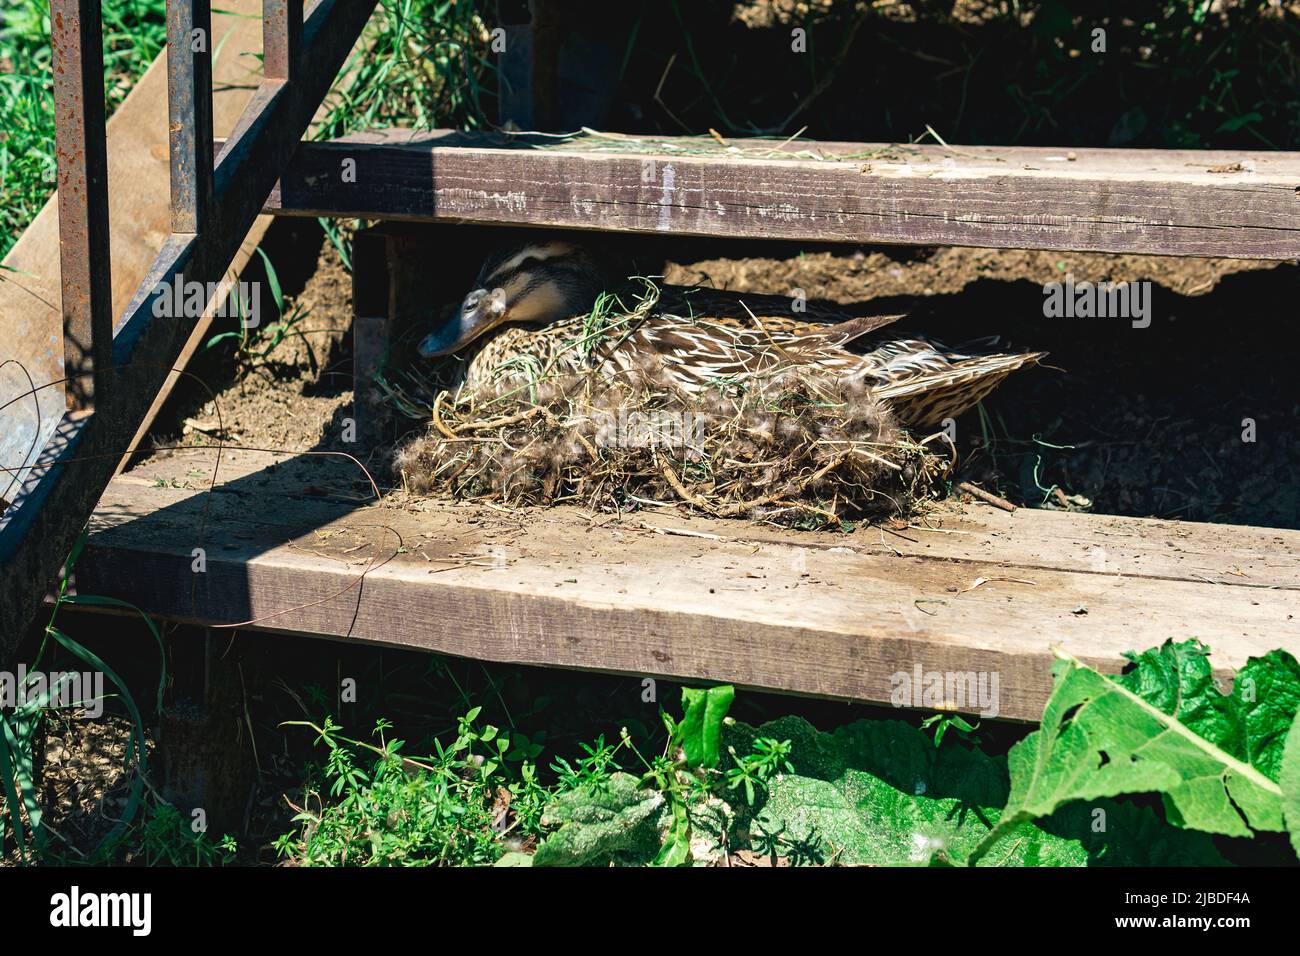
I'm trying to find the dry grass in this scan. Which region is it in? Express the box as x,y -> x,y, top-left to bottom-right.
393,281 -> 949,528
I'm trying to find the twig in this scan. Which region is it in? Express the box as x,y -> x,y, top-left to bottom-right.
431,390 -> 458,440
634,520 -> 728,542
957,480 -> 1016,513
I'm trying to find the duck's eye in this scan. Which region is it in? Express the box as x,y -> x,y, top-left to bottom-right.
463,290 -> 484,311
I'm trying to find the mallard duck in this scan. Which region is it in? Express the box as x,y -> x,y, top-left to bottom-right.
417,240 -> 1044,429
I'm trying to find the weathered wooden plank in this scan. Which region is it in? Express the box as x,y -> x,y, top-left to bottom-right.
116,448 -> 1300,591
727,507 -> 1300,592
258,129 -> 1300,259
74,449 -> 1300,721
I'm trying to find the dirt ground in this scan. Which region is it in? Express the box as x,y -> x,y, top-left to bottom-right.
141,220 -> 1299,531
662,245 -> 1299,528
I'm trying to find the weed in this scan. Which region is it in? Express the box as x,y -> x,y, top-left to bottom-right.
1,530 -> 165,863
202,246 -> 312,365
312,0 -> 499,265
128,801 -> 237,866
276,712 -> 550,866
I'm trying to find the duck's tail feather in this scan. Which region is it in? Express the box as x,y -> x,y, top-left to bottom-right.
871,350 -> 1047,428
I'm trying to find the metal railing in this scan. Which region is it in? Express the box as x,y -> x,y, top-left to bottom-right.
0,0 -> 378,651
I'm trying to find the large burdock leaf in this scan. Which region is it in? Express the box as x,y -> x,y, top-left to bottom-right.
532,773 -> 666,866
1281,711 -> 1300,858
728,715 -> 1222,866
532,772 -> 730,866
970,640 -> 1299,863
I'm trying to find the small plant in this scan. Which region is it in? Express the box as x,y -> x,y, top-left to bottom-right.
131,801 -> 237,867
1,530 -> 165,864
725,736 -> 794,806
203,247 -> 312,365
277,712 -> 549,866
920,712 -> 980,748
549,734 -> 622,793
312,0 -> 499,265
530,685 -> 739,867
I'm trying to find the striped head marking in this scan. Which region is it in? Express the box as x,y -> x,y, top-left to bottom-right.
418,241 -> 609,358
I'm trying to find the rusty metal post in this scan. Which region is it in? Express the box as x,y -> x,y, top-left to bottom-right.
1,0 -> 380,660
167,0 -> 215,233
50,0 -> 113,412
263,0 -> 303,82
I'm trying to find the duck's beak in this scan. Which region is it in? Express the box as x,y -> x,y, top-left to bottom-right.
417,287 -> 509,358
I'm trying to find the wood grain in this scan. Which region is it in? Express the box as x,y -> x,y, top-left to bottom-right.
76,449 -> 1300,722
259,129 -> 1300,259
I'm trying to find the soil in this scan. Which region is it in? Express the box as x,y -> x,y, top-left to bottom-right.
137,220 -> 1300,531
660,246 -> 1300,528
36,712 -> 146,861
140,220 -> 357,457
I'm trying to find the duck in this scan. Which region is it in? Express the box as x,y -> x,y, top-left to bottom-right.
417,240 -> 1045,430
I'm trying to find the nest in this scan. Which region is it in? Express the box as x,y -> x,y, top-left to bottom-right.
392,285 -> 950,528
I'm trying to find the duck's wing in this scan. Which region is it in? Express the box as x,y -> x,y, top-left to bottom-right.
594,317 -> 784,390
866,346 -> 1048,429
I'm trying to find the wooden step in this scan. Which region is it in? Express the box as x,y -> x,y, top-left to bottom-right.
72,447 -> 1300,721
257,129 -> 1300,259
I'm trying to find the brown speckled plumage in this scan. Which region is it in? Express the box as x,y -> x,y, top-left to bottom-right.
433,245 -> 1044,430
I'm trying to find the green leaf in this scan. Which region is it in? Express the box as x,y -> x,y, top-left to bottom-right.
60,527 -> 89,583
3,710 -> 47,852
532,773 -> 666,866
0,715 -> 31,861
734,716 -> 1067,865
253,245 -> 284,312
651,792 -> 692,867
971,641 -> 1296,863
494,851 -> 534,867
677,685 -> 735,769
1281,710 -> 1300,858
1229,649 -> 1300,782
728,715 -> 1224,867
202,330 -> 245,351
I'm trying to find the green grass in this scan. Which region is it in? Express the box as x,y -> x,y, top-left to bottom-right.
0,0 -> 497,259
315,0 -> 496,142
0,0 -> 167,258
311,0 -> 497,266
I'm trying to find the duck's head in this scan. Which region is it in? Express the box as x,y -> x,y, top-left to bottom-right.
417,240 -> 611,358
